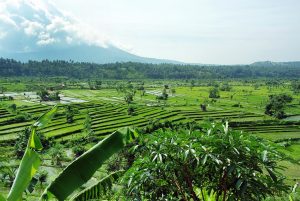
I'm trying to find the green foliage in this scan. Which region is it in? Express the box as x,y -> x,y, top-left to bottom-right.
15,127 -> 50,159
194,187 -> 217,201
14,127 -> 30,159
7,105 -> 57,201
0,160 -> 17,188
123,122 -> 289,200
124,92 -> 134,104
8,104 -> 17,112
72,145 -> 86,158
65,105 -> 75,123
48,143 -> 65,166
127,105 -> 135,116
1,59 -> 300,79
37,89 -> 60,101
41,127 -> 138,201
71,171 -> 124,201
13,112 -> 32,123
171,88 -> 176,96
265,94 -> 293,119
156,88 -> 169,100
209,87 -> 220,98
220,83 -> 232,91
200,103 -> 207,111
291,81 -> 300,94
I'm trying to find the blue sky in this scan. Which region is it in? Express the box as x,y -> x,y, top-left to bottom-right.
1,0 -> 300,64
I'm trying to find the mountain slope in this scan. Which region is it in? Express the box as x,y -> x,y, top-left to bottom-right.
0,44 -> 181,64
0,0 -> 180,64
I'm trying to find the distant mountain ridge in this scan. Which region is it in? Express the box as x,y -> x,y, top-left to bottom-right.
1,44 -> 183,64
0,0 -> 183,64
251,61 -> 300,66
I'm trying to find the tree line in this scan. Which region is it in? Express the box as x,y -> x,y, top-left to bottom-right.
0,58 -> 300,79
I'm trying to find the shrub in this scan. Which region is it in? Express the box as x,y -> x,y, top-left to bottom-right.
72,146 -> 86,158
123,122 -> 289,200
209,87 -> 220,98
265,94 -> 293,119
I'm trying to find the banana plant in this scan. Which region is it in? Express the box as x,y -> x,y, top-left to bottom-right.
41,127 -> 138,200
71,170 -> 124,201
7,105 -> 58,201
2,105 -> 138,201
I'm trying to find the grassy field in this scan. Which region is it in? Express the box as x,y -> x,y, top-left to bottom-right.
0,80 -> 299,195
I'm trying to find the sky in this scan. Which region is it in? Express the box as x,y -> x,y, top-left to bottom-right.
1,0 -> 300,64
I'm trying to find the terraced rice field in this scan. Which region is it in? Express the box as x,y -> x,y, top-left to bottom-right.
1,101 -> 298,146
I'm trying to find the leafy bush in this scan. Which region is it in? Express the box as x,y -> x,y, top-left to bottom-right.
220,83 -> 232,91
13,112 -> 32,123
265,94 -> 293,119
127,105 -> 135,116
72,145 -> 86,158
15,127 -> 49,159
37,89 -> 60,101
123,122 -> 289,200
209,87 -> 220,98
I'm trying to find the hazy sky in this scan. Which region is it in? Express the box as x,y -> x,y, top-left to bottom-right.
1,0 -> 300,64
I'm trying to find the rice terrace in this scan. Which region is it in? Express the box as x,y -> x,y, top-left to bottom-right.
0,0 -> 300,200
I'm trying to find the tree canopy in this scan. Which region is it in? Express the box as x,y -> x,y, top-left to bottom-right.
0,58 -> 300,79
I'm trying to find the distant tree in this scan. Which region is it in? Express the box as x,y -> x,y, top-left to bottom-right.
253,83 -> 260,90
49,91 -> 60,101
88,81 -> 94,90
265,94 -> 293,119
48,143 -> 65,167
124,93 -> 134,104
190,80 -> 196,90
83,113 -> 94,138
37,89 -> 60,101
137,84 -> 145,97
95,80 -> 102,89
291,81 -> 300,94
127,82 -> 134,90
72,146 -> 86,158
200,103 -> 207,111
162,88 -> 168,100
37,89 -> 49,101
8,104 -> 17,112
157,88 -> 169,100
209,87 -> 220,98
65,105 -> 74,123
14,127 -> 49,159
0,159 -> 17,187
127,105 -> 135,116
220,83 -> 232,91
0,86 -> 7,94
14,127 -> 30,159
171,88 -> 176,96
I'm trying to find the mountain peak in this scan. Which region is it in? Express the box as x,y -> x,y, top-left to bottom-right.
0,0 -> 179,63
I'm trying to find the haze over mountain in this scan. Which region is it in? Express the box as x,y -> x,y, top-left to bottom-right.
0,0 -> 179,64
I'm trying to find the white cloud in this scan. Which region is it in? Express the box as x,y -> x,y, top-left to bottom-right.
0,14 -> 18,28
0,0 -> 115,52
37,37 -> 56,45
22,20 -> 43,36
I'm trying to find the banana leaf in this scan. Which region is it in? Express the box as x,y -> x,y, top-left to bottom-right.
7,105 -> 57,201
71,170 -> 124,201
41,127 -> 138,201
